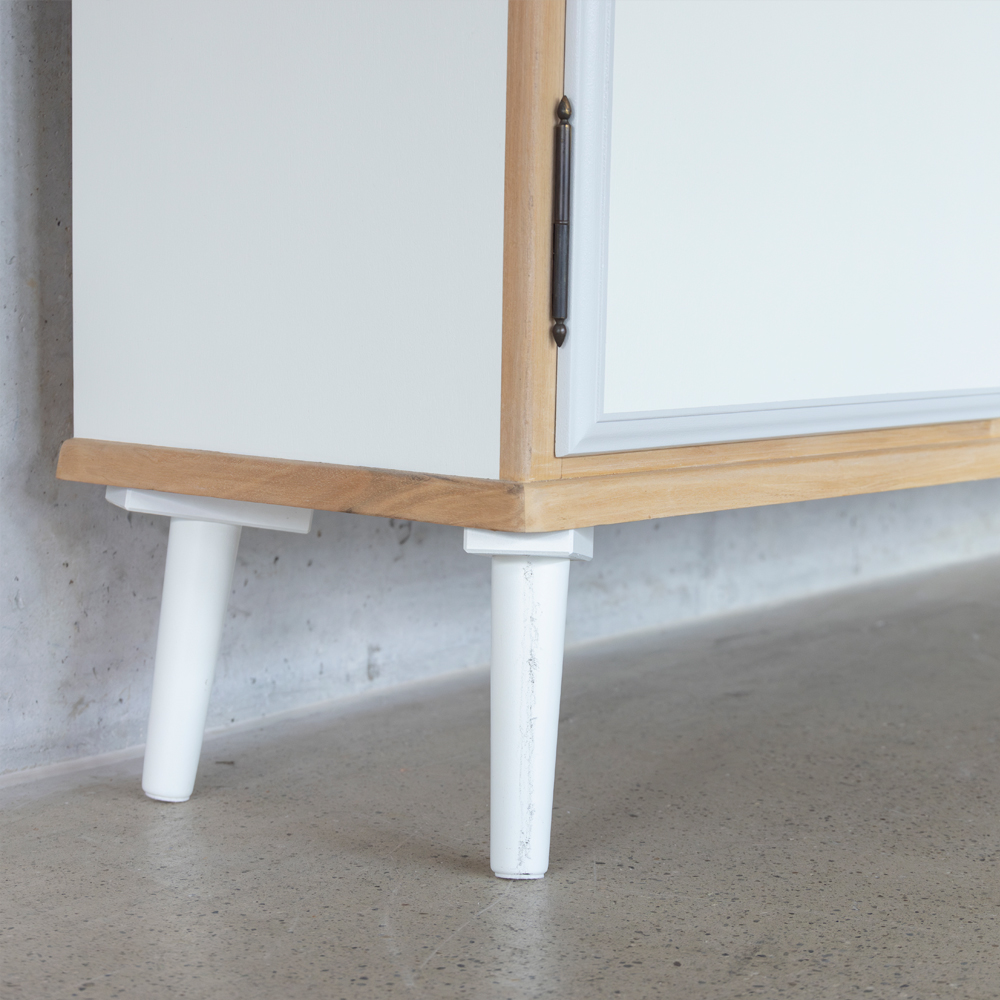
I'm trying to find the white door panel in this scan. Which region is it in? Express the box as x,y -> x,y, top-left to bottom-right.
557,0 -> 1000,456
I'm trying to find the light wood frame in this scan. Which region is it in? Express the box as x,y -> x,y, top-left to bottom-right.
58,421 -> 1000,532
57,1 -> 1000,529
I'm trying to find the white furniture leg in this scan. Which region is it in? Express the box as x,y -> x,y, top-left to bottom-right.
143,518 -> 241,801
106,487 -> 313,802
464,527 -> 594,879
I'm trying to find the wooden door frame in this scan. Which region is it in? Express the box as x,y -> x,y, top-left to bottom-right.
499,0 -> 565,483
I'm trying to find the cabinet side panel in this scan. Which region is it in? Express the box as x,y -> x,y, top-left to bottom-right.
73,0 -> 507,480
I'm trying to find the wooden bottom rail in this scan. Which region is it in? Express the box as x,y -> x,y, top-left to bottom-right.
58,427 -> 1000,532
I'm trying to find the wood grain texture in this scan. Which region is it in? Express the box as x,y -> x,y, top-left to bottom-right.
499,0 -> 565,483
524,438 -> 1000,530
57,439 -> 525,532
58,432 -> 1000,533
557,419 -> 1000,479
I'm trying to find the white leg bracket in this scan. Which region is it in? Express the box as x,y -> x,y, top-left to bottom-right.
464,526 -> 594,879
107,488 -> 312,802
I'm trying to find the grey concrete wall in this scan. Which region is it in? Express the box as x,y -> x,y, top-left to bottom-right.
5,1 -> 1000,775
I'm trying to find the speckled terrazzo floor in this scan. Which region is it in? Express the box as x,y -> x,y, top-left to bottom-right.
3,558 -> 1000,1000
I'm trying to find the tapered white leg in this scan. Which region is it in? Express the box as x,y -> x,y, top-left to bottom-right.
105,487 -> 313,802
465,527 -> 594,879
141,518 -> 242,802
490,555 -> 570,878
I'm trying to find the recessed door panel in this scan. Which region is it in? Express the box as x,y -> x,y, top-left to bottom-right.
557,0 -> 1000,456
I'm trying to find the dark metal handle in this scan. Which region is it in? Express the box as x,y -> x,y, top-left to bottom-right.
551,96 -> 572,347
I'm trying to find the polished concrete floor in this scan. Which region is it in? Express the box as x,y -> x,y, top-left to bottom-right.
3,559 -> 1000,1000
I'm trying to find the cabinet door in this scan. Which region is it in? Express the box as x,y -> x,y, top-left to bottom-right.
73,0 -> 508,480
557,0 -> 1000,456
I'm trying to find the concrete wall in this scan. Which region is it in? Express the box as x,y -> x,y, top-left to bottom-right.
5,1 -> 1000,775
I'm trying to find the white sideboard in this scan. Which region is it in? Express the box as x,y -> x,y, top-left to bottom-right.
60,0 -> 1000,879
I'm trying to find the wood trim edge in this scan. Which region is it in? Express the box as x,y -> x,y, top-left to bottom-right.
499,0 -> 565,482
525,437 -> 1000,530
57,439 -> 527,532
557,418 -> 1000,479
58,433 -> 1000,534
